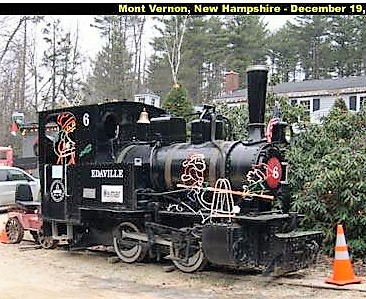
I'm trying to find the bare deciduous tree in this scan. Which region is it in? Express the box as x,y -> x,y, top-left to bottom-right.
161,16 -> 189,84
0,16 -> 26,66
130,16 -> 146,92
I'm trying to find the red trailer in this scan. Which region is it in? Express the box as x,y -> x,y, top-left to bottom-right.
0,146 -> 13,166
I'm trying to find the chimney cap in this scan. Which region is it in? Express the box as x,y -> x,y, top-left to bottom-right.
225,70 -> 239,75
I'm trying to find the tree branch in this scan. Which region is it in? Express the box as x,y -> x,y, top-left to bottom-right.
0,17 -> 25,65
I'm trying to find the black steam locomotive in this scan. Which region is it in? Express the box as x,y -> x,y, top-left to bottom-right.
39,66 -> 321,273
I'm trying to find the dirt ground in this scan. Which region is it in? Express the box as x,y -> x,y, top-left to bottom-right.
1,214 -> 366,299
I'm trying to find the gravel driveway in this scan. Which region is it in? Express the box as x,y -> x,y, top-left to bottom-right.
0,213 -> 365,299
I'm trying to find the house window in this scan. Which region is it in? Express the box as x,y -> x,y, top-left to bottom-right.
360,97 -> 365,111
138,97 -> 145,103
151,98 -> 156,106
300,100 -> 310,112
313,98 -> 320,111
349,96 -> 357,111
290,99 -> 297,106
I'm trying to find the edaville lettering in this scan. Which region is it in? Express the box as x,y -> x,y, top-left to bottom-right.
91,169 -> 123,178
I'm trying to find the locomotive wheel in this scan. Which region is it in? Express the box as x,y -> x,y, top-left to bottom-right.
171,229 -> 207,273
5,217 -> 24,244
37,229 -> 59,249
113,222 -> 147,263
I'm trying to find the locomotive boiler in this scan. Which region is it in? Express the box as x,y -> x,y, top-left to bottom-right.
38,66 -> 322,274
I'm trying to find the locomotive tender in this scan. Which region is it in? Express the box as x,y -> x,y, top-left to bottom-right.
39,66 -> 321,273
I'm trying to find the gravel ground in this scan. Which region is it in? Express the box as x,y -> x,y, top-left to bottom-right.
0,213 -> 365,299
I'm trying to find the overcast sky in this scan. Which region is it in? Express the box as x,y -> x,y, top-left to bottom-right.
58,15 -> 293,64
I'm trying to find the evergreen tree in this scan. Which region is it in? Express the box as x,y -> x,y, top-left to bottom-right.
269,22 -> 299,82
358,16 -> 366,74
223,15 -> 269,87
329,16 -> 362,77
181,16 -> 227,103
270,15 -> 366,79
332,97 -> 348,112
292,15 -> 331,80
147,53 -> 172,98
162,83 -> 194,122
87,16 -> 133,102
149,15 -> 269,102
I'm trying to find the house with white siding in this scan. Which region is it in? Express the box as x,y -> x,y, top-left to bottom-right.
213,71 -> 366,123
134,90 -> 161,107
272,76 -> 366,123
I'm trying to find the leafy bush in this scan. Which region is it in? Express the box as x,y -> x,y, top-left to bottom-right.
217,95 -> 366,257
216,93 -> 307,141
265,93 -> 308,123
288,102 -> 366,257
217,104 -> 248,140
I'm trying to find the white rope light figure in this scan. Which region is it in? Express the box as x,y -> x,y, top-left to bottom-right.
210,178 -> 240,221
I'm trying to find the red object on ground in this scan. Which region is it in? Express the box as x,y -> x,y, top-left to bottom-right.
0,228 -> 9,244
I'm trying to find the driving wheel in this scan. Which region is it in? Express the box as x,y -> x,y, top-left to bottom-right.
37,229 -> 59,249
171,229 -> 207,273
113,222 -> 147,263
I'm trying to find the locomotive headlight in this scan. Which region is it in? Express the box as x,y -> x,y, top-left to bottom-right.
284,126 -> 292,143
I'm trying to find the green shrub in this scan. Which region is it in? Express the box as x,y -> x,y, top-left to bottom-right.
217,95 -> 366,257
162,83 -> 195,122
289,103 -> 366,257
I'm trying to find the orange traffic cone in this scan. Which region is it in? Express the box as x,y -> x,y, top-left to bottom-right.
0,227 -> 8,244
325,224 -> 362,286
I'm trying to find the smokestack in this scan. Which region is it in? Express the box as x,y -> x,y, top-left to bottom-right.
246,65 -> 268,142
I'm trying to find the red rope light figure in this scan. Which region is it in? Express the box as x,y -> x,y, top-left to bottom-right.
54,112 -> 76,165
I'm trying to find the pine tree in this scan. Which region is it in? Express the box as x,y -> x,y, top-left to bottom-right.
89,38 -> 133,101
331,97 -> 348,114
329,16 -> 362,77
223,15 -> 269,87
87,16 -> 133,102
147,53 -> 172,98
269,21 -> 299,82
162,83 -> 194,122
180,16 -> 227,103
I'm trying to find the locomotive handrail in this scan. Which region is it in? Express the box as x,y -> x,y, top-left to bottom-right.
43,164 -> 49,196
137,189 -> 188,196
280,161 -> 289,185
64,164 -> 70,197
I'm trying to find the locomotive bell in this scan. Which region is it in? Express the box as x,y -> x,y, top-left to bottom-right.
137,108 -> 150,124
